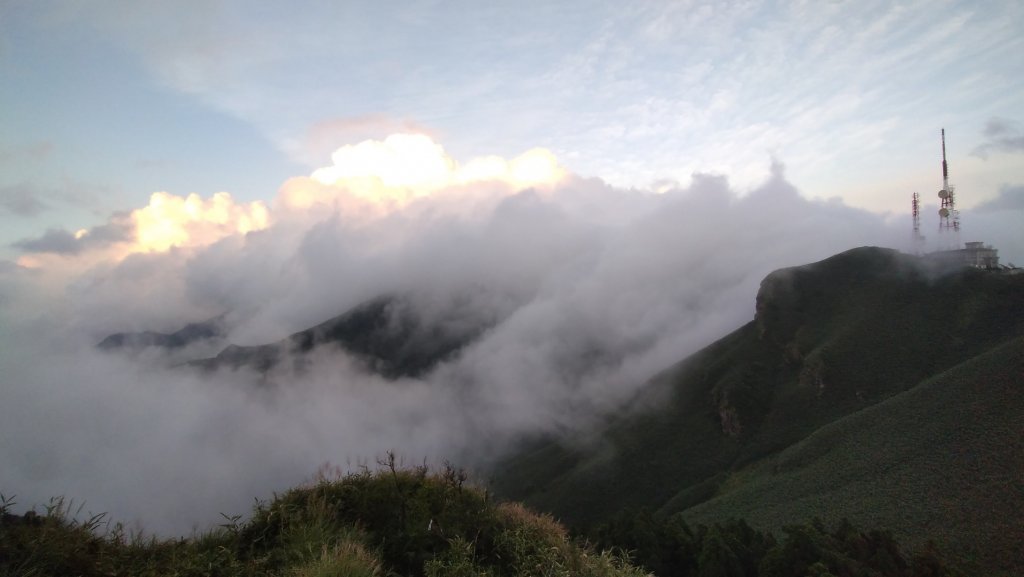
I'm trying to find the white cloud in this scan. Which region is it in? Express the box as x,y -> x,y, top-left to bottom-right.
12,191 -> 269,281
1,140 -> 934,535
280,134 -> 566,213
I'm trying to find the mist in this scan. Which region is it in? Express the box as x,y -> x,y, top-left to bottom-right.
0,157 -> 948,536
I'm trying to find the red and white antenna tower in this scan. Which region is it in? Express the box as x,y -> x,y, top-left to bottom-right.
937,128 -> 960,243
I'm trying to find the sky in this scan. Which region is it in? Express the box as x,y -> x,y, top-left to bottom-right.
2,0 -> 1023,254
1,0 -> 1023,535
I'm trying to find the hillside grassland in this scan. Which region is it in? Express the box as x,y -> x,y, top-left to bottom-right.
681,336 -> 1024,576
1,463 -> 961,577
1,462 -> 648,577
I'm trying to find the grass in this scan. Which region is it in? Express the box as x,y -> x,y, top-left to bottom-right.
680,336 -> 1024,576
0,459 -> 646,577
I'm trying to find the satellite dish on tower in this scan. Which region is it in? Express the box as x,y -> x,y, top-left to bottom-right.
938,189 -> 949,199
939,208 -> 949,217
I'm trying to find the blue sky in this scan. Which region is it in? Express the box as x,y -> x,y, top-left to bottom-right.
2,0 -> 1022,260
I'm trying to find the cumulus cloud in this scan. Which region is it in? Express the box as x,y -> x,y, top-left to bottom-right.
13,191 -> 269,267
131,191 -> 270,252
12,228 -> 81,254
288,115 -> 436,166
280,133 -> 566,213
1,135 -> 925,536
972,117 -> 1024,159
12,220 -> 132,255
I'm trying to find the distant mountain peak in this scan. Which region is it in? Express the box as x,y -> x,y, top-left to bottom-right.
190,292 -> 498,380
98,315 -> 227,352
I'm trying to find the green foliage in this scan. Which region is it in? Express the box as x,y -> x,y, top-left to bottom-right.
0,459 -> 645,577
683,336 -> 1024,576
592,511 -> 956,577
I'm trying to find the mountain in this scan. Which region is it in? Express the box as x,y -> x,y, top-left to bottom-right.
190,294 -> 494,379
490,246 -> 1024,575
98,316 -> 226,351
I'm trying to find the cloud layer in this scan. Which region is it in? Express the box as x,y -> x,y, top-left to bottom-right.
0,135 -> 992,536
972,117 -> 1024,159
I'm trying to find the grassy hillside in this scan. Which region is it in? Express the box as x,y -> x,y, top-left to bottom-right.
1,462 -> 647,577
1,462 -> 960,577
682,336 -> 1024,576
491,247 -> 1024,574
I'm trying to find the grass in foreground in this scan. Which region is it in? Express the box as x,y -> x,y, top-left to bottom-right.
2,457 -> 961,576
0,458 -> 645,577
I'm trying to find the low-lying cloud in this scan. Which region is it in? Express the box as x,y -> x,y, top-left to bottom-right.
0,134 -> 970,535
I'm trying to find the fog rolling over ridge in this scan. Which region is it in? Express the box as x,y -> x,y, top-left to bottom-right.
0,148 -> 999,535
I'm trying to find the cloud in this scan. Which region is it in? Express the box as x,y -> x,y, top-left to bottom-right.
0,142 -> 53,165
17,0 -> 1022,211
967,184 -> 1024,266
0,136 -> 959,537
973,184 -> 1024,212
12,192 -> 269,265
0,178 -> 121,220
131,191 -> 270,252
12,220 -> 132,255
280,134 -> 566,212
972,118 -> 1024,159
0,183 -> 50,217
289,116 -> 437,167
12,228 -> 83,254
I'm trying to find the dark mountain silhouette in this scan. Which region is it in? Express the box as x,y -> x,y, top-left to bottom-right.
98,316 -> 227,351
190,294 -> 494,379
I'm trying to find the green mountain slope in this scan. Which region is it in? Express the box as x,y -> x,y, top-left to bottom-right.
491,246 -> 1024,574
681,335 -> 1024,575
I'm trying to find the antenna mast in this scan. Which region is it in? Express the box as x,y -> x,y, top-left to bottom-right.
937,128 -> 960,242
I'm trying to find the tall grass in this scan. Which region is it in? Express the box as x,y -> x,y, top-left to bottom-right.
0,460 -> 646,577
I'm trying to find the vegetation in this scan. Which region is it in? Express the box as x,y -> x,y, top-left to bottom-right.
0,459 -> 646,577
591,509 -> 955,577
0,463 -> 958,577
681,336 -> 1024,576
0,479 -> 958,577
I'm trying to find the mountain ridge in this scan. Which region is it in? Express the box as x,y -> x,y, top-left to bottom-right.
489,246 -> 1024,575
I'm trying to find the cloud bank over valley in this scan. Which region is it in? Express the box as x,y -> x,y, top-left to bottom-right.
1,135 -> 1016,534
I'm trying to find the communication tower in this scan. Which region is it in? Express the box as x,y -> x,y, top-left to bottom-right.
937,128 -> 960,243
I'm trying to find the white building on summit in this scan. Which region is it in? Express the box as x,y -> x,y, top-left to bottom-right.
925,241 -> 1000,270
